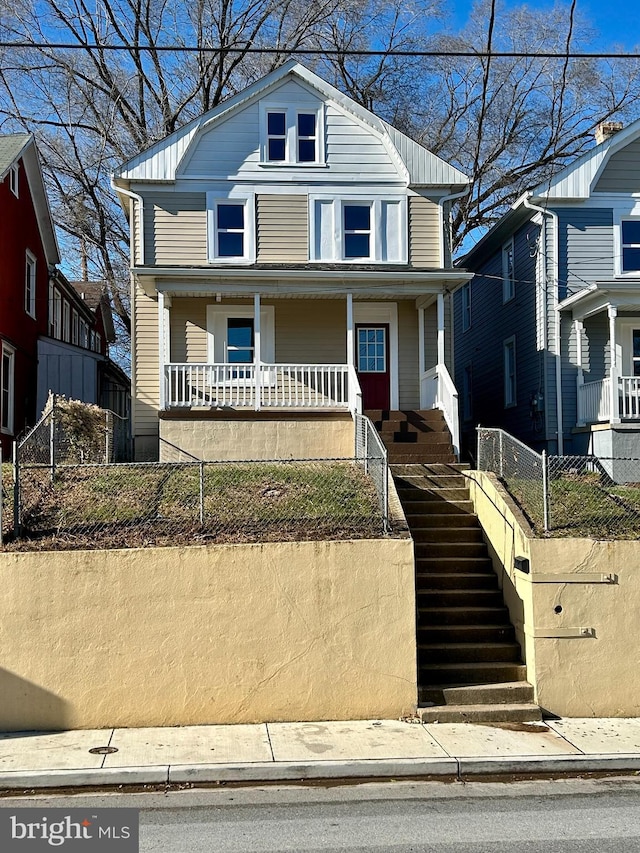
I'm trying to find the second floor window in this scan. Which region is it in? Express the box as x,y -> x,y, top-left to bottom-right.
25,251 -> 36,318
53,289 -> 62,339
502,239 -> 515,302
72,309 -> 79,345
207,193 -> 255,264
621,220 -> 640,272
344,204 -> 371,259
310,196 -> 406,263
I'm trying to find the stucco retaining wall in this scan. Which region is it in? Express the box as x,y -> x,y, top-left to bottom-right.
0,538 -> 416,730
467,470 -> 640,717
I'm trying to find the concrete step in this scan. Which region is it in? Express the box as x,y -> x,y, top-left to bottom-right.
366,409 -> 448,423
418,606 -> 511,626
416,556 -> 495,574
419,624 -> 516,644
414,542 -> 488,559
395,475 -> 467,490
406,513 -> 479,528
402,500 -> 475,515
391,463 -> 470,475
418,641 -> 522,664
419,703 -> 542,724
410,527 -> 485,543
417,588 -> 505,608
417,572 -> 498,590
387,452 -> 456,465
419,661 -> 528,685
421,681 -> 536,706
397,487 -> 471,502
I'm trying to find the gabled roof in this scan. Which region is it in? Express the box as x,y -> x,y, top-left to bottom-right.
69,279 -> 117,343
113,60 -> 469,189
0,133 -> 60,265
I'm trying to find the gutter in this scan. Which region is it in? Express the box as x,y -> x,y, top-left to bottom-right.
522,194 -> 563,454
438,185 -> 471,268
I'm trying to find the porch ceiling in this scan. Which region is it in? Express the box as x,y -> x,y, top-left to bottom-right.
559,281 -> 640,319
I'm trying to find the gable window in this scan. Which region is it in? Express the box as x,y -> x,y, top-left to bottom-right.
9,164 -> 18,197
1,341 -> 15,434
267,111 -> 286,162
502,239 -> 515,302
297,113 -> 316,162
461,282 -> 471,331
25,251 -> 36,318
504,336 -> 516,407
344,204 -> 371,259
621,220 -> 640,272
310,196 -> 406,263
207,192 -> 255,264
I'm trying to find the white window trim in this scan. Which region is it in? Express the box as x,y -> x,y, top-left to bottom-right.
71,309 -> 79,346
206,191 -> 256,265
1,341 -> 15,435
504,335 -> 517,408
308,194 -> 408,263
53,289 -> 62,339
353,302 -> 399,410
616,216 -> 640,276
206,304 -> 275,364
25,250 -> 37,319
259,102 -> 325,167
62,300 -> 71,342
461,282 -> 471,332
9,164 -> 18,197
502,238 -> 515,303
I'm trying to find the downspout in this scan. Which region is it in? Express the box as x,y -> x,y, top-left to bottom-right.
437,185 -> 471,269
522,195 -> 563,454
111,178 -> 144,266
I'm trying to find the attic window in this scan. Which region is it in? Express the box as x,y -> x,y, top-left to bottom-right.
9,164 -> 18,197
267,112 -> 286,161
260,104 -> 324,165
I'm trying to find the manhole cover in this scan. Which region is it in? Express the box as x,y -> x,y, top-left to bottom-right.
89,746 -> 119,755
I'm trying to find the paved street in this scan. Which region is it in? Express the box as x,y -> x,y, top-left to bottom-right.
3,777 -> 640,852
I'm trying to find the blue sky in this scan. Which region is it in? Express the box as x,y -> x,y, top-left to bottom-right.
448,0 -> 640,50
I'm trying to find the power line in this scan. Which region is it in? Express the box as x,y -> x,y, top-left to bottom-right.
0,42 -> 639,58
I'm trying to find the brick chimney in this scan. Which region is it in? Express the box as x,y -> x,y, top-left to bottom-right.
595,121 -> 623,145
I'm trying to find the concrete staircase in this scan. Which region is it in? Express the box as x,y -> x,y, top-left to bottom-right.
365,410 -> 456,464
392,462 -> 541,724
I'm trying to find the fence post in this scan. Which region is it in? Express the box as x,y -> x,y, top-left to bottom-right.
364,421 -> 369,475
12,440 -> 20,537
542,450 -> 550,532
105,411 -> 112,463
199,460 -> 205,526
49,406 -> 56,482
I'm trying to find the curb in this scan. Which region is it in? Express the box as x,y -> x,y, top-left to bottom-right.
458,754 -> 640,777
0,767 -> 169,790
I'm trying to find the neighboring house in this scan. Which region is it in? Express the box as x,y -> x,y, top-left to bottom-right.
454,119 -> 640,461
0,134 -> 59,458
112,60 -> 472,462
37,275 -> 131,420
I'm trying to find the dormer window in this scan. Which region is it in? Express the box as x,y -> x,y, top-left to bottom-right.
260,104 -> 324,166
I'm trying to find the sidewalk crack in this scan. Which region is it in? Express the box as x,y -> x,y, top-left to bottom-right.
265,723 -> 275,762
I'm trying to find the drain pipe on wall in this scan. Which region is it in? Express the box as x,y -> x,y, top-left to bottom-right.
522,194 -> 563,454
111,178 -> 145,266
438,185 -> 471,269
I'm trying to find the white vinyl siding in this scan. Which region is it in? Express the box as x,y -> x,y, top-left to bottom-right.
170,298 -> 208,363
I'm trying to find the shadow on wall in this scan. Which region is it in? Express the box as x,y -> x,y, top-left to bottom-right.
0,668 -> 72,732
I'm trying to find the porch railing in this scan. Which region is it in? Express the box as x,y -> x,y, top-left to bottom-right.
578,376 -> 640,424
420,364 -> 460,456
165,363 -> 359,411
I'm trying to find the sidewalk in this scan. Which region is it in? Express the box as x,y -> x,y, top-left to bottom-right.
2,718 -> 640,791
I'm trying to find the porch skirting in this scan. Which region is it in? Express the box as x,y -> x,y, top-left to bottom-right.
159,413 -> 355,461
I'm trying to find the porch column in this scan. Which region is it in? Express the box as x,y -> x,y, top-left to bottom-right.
254,293 -> 261,411
575,319 -> 585,426
157,291 -> 171,410
418,307 -> 425,408
609,305 -> 619,424
436,293 -> 445,367
346,292 -> 354,367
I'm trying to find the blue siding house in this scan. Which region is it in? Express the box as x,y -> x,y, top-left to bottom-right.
454,119 -> 640,463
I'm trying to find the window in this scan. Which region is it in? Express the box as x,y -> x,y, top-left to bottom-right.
62,300 -> 71,342
310,196 -> 406,262
632,330 -> 640,377
226,318 -> 254,364
502,239 -> 515,302
207,193 -> 255,264
1,342 -> 15,434
463,364 -> 473,421
504,336 -> 516,407
261,105 -> 323,165
357,327 -> 386,372
621,220 -> 640,272
72,309 -> 79,345
344,204 -> 371,259
266,111 -> 286,162
94,332 -> 102,353
25,251 -> 36,318
9,164 -> 18,197
79,318 -> 89,348
53,289 -> 62,339
90,330 -> 96,351
461,282 -> 471,331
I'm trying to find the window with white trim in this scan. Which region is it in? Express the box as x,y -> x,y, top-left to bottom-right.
260,105 -> 323,165
25,251 -> 36,318
311,196 -> 406,262
72,309 -> 79,345
502,238 -> 515,302
504,336 -> 516,407
53,289 -> 62,339
94,332 -> 102,353
1,341 -> 15,434
62,300 -> 71,342
79,318 -> 89,349
461,282 -> 471,332
621,219 -> 640,272
9,164 -> 18,197
207,193 -> 255,264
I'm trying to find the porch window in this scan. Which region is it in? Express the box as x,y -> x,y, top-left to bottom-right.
633,330 -> 640,376
1,341 -> 15,433
344,205 -> 371,259
25,250 -> 36,318
357,327 -> 386,372
504,336 -> 516,407
502,238 -> 515,302
267,111 -> 286,162
622,220 -> 640,272
226,318 -> 254,364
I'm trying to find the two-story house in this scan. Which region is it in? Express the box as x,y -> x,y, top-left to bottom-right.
113,60 -> 472,462
0,134 -> 59,457
454,119 -> 640,464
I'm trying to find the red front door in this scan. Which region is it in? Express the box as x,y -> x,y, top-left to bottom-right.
355,324 -> 390,410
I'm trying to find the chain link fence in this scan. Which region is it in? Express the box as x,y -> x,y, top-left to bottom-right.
355,413 -> 389,531
477,427 -> 640,538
